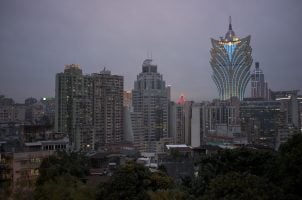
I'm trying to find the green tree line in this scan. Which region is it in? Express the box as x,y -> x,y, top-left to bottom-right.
10,134 -> 302,200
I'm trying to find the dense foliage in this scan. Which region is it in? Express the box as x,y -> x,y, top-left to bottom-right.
202,172 -> 283,200
36,151 -> 90,185
34,151 -> 92,200
276,134 -> 302,198
30,134 -> 302,200
96,162 -> 174,200
35,175 -> 95,200
181,134 -> 302,200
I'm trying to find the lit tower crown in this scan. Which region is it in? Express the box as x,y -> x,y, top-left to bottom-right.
210,17 -> 253,100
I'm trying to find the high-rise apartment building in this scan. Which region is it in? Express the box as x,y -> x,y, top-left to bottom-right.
92,70 -> 124,147
132,59 -> 169,152
251,62 -> 269,100
210,17 -> 253,100
55,64 -> 123,151
169,95 -> 192,145
55,64 -> 93,150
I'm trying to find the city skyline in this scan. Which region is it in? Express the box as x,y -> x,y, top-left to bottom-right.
1,0 -> 302,103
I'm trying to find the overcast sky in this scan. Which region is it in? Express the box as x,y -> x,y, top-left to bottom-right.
1,0 -> 301,103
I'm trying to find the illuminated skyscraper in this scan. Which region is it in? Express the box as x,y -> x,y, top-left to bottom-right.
210,17 -> 253,100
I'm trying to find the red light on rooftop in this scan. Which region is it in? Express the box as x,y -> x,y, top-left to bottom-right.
177,94 -> 186,105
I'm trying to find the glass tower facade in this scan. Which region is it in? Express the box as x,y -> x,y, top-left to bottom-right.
210,17 -> 253,100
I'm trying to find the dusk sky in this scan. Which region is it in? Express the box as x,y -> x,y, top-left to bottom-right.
1,0 -> 302,103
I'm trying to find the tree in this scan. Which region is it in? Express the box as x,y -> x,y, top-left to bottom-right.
0,178 -> 12,200
276,134 -> 302,198
183,148 -> 278,198
34,151 -> 92,199
96,162 -> 152,200
202,172 -> 284,200
96,162 -> 174,200
149,171 -> 174,191
196,148 -> 277,178
34,175 -> 95,200
36,151 -> 90,185
148,189 -> 184,200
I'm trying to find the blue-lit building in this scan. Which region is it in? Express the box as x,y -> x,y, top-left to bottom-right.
210,17 -> 253,100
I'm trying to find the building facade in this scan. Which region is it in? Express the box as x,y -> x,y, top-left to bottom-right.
55,64 -> 123,151
92,70 -> 124,148
210,17 -> 253,100
0,150 -> 55,196
169,95 -> 192,145
251,62 -> 269,100
240,100 -> 287,149
197,98 -> 241,146
132,59 -> 169,152
270,90 -> 300,131
123,91 -> 132,107
0,96 -> 26,123
191,103 -> 203,147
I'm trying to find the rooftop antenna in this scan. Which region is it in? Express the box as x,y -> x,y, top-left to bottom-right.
229,16 -> 232,30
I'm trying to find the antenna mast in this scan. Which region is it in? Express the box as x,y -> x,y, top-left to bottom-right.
229,16 -> 232,30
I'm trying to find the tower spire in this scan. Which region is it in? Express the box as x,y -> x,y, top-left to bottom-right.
229,16 -> 232,30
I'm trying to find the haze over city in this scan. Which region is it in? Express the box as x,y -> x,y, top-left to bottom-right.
1,0 -> 302,103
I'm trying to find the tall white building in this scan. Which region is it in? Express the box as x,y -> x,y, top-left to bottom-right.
132,59 -> 169,153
